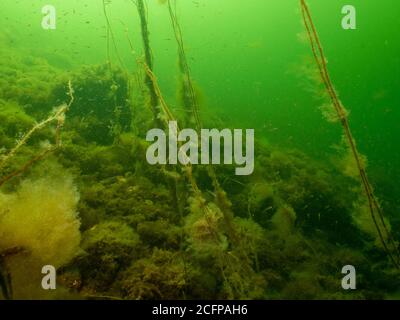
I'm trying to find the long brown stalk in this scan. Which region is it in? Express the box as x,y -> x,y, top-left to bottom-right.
142,61 -> 248,295
136,0 -> 162,127
166,1 -> 237,238
167,0 -> 201,128
300,0 -> 400,268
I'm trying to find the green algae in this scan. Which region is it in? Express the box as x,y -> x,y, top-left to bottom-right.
0,0 -> 399,301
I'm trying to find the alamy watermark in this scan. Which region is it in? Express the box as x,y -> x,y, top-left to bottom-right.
40,3 -> 356,31
341,5 -> 357,30
41,265 -> 56,290
41,5 -> 56,30
146,121 -> 254,176
341,265 -> 356,290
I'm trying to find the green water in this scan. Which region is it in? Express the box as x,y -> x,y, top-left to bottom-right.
0,0 -> 399,300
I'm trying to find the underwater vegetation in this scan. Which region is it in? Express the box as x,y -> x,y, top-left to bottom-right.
0,0 -> 399,300
300,0 -> 400,268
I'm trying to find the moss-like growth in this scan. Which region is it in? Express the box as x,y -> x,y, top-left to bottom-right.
118,248 -> 186,299
0,100 -> 35,149
77,221 -> 140,293
0,170 -> 81,299
52,64 -> 132,145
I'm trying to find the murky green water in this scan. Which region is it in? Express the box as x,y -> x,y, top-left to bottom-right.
0,0 -> 399,300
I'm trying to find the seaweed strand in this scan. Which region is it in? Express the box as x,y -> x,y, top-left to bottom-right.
142,62 -> 243,296
102,0 -> 125,70
167,0 -> 201,128
0,81 -> 74,188
136,0 -> 162,127
300,0 -> 400,268
166,1 -> 238,244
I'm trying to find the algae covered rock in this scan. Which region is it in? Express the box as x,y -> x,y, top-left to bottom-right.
78,221 -> 141,291
0,48 -> 60,115
52,64 -> 132,145
0,100 -> 35,149
118,248 -> 187,300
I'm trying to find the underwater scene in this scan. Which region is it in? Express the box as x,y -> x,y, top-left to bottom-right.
0,0 -> 399,300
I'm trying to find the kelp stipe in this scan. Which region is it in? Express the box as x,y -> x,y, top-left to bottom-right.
102,0 -> 127,144
102,0 -> 124,70
163,2 -> 261,287
300,0 -> 400,268
136,0 -> 162,127
166,0 -> 201,129
165,0 -> 237,236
